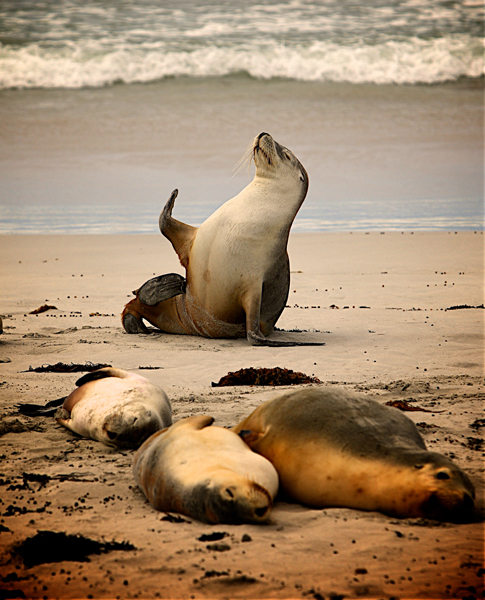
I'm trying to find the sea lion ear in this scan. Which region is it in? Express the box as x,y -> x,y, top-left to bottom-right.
238,429 -> 263,447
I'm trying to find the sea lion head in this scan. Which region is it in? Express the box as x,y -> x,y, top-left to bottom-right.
101,403 -> 162,449
190,477 -> 274,525
412,452 -> 475,521
252,132 -> 308,198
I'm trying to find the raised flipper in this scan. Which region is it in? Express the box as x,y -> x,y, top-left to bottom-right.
159,189 -> 198,269
136,273 -> 186,306
17,396 -> 66,417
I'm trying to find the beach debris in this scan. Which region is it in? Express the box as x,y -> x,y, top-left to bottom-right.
20,472 -> 98,489
0,418 -> 42,437
14,531 -> 135,568
200,569 -> 230,580
385,400 -> 435,412
212,367 -> 321,387
29,304 -> 58,314
206,542 -> 231,552
469,419 -> 485,430
445,304 -> 484,311
161,513 -> 190,524
139,365 -> 162,370
23,361 -> 111,373
197,532 -> 228,542
466,437 -> 483,451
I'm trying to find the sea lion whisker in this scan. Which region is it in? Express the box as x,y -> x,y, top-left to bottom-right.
232,142 -> 254,177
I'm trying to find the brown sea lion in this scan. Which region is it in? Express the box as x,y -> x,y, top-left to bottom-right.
232,387 -> 475,521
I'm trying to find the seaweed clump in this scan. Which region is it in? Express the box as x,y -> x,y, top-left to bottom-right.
212,367 -> 321,387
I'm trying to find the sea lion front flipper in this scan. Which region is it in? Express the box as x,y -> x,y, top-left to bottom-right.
74,367 -> 124,387
136,273 -> 186,306
248,330 -> 325,347
187,415 -> 215,430
159,189 -> 198,269
56,414 -> 80,436
244,290 -> 325,347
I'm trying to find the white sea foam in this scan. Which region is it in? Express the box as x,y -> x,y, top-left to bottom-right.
0,35 -> 482,89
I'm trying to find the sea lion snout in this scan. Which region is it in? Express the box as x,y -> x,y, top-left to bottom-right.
422,488 -> 475,522
205,481 -> 273,525
102,404 -> 163,448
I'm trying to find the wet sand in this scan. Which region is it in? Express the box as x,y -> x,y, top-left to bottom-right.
1,78 -> 483,232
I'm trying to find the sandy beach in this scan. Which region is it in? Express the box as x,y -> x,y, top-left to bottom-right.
0,231 -> 483,599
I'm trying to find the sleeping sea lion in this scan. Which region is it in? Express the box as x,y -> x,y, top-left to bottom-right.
232,387 -> 475,521
55,368 -> 172,449
133,415 -> 279,524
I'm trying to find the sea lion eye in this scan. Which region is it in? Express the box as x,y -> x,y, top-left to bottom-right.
436,471 -> 450,480
414,464 -> 424,469
284,152 -> 291,160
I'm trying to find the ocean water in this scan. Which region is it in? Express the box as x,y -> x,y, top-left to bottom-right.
0,0 -> 483,233
1,0 -> 483,88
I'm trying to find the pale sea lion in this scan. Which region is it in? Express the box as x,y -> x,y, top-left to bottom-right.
133,415 -> 279,524
232,387 -> 475,521
55,368 -> 172,449
122,132 -> 323,346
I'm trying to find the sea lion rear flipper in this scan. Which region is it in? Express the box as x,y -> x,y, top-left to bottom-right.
137,273 -> 186,306
159,189 -> 198,269
16,396 -> 66,417
122,311 -> 150,334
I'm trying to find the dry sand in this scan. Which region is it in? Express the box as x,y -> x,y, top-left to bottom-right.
0,231 -> 484,600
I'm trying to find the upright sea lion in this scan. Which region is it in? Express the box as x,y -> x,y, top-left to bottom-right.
54,368 -> 172,449
133,415 -> 279,524
232,387 -> 475,521
122,132 -> 323,346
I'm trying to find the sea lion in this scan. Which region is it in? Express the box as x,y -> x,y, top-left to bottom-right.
232,387 -> 475,521
133,415 -> 279,524
55,368 -> 172,449
122,132 -> 323,346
